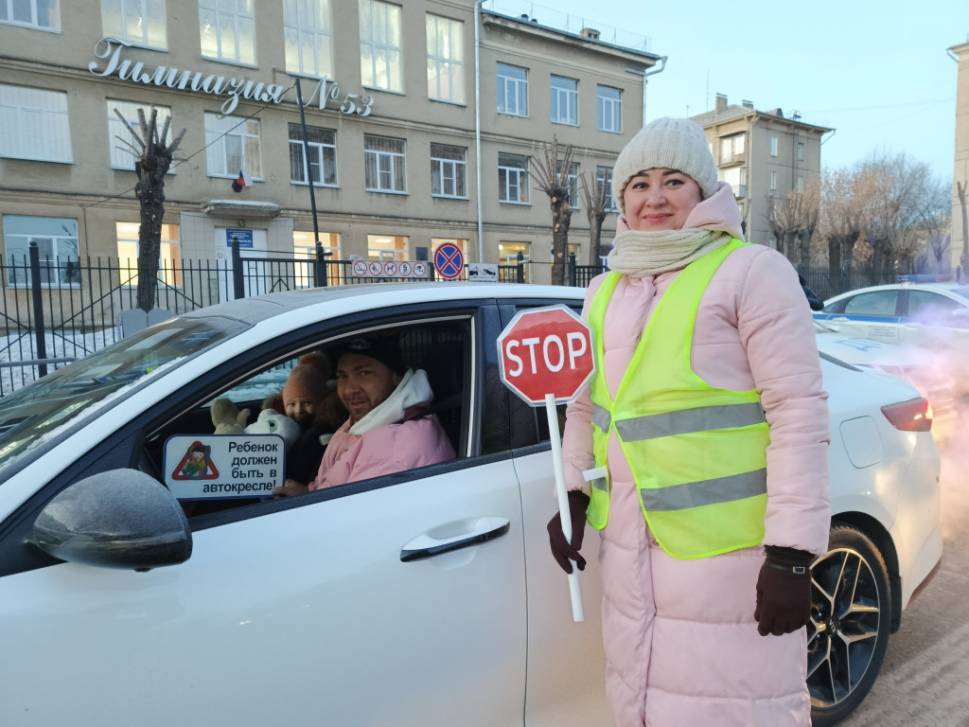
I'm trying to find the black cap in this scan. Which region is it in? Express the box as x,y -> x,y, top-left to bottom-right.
332,333 -> 405,375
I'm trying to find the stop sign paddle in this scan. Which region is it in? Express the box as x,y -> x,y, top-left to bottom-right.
498,305 -> 596,622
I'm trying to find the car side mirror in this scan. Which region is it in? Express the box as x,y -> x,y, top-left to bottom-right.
29,469 -> 192,571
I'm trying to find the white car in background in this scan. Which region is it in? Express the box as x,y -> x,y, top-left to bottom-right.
0,284 -> 941,727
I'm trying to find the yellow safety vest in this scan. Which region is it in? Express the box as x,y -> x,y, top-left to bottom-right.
585,239 -> 770,560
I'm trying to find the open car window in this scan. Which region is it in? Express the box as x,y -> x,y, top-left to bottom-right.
139,315 -> 473,518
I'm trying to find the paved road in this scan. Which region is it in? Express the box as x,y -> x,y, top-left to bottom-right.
843,436 -> 969,726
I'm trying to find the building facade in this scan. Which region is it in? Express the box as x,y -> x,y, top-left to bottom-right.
692,94 -> 831,248
0,0 -> 658,290
951,40 -> 969,276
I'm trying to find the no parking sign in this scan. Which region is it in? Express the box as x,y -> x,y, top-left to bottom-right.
434,243 -> 464,280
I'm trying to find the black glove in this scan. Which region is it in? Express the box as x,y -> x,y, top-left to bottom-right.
754,545 -> 814,636
547,491 -> 591,574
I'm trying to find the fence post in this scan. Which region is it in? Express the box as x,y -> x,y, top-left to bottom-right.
28,242 -> 48,378
569,252 -> 577,287
314,242 -> 328,288
231,236 -> 244,299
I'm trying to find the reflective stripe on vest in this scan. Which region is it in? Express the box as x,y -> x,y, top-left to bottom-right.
584,239 -> 770,560
616,402 -> 765,441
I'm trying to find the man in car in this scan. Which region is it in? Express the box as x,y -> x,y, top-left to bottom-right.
272,334 -> 455,496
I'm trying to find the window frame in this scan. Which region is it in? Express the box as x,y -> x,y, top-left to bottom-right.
288,123 -> 338,188
769,136 -> 779,157
430,143 -> 468,199
498,152 -> 529,205
550,74 -> 578,126
364,134 -> 407,194
0,83 -> 72,164
595,165 -> 617,212
198,0 -> 256,67
496,62 -> 528,117
359,0 -> 404,93
0,0 -> 60,31
101,0 -> 167,49
425,13 -> 464,104
283,0 -> 334,79
204,112 -> 263,181
2,214 -> 80,289
596,84 -> 621,133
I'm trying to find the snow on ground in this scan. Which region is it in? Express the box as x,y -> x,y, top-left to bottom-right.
0,328 -> 122,396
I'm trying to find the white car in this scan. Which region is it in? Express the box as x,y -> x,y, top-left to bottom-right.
0,284 -> 941,727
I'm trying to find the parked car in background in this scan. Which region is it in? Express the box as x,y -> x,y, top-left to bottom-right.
0,284 -> 942,727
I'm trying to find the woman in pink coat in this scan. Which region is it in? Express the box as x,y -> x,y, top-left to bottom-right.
548,118 -> 830,727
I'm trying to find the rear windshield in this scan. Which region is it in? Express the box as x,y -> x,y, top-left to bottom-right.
0,316 -> 246,477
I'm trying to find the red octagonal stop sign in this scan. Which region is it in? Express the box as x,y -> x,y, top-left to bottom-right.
497,305 -> 596,406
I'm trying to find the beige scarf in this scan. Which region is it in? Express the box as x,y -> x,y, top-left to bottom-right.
606,228 -> 730,277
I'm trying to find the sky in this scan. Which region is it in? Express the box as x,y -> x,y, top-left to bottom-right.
504,0 -> 967,180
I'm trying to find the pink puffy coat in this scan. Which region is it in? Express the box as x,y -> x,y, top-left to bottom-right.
562,197 -> 830,726
309,415 -> 454,490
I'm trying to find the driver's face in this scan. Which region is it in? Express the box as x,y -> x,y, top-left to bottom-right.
336,353 -> 400,422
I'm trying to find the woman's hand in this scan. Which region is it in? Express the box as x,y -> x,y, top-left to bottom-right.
754,545 -> 814,636
547,491 -> 591,574
272,479 -> 309,497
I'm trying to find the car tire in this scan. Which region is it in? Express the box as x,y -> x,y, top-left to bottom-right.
808,524 -> 892,726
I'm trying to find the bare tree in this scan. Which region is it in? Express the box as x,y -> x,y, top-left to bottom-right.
765,178 -> 820,270
819,167 -> 863,292
579,171 -> 610,266
114,107 -> 186,312
530,137 -> 576,286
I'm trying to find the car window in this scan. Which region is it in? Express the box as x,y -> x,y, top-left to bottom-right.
0,315 -> 246,480
906,291 -> 963,321
141,316 -> 472,518
822,298 -> 848,314
843,291 -> 898,317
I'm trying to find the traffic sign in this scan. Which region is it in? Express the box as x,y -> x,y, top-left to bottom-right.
497,305 -> 595,406
351,259 -> 369,276
496,304 -> 595,623
434,243 -> 464,280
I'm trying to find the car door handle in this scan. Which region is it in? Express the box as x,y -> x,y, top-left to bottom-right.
400,516 -> 510,562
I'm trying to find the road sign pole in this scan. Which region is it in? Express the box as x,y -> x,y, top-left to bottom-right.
546,392 -> 584,623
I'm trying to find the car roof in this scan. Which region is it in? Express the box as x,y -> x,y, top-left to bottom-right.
825,281 -> 969,304
180,282 -> 587,327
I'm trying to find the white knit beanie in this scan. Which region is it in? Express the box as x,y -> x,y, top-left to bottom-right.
612,117 -> 718,211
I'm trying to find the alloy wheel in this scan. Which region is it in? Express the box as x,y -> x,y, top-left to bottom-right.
807,547 -> 882,708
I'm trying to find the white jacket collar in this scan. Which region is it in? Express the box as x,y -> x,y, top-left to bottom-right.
348,368 -> 434,435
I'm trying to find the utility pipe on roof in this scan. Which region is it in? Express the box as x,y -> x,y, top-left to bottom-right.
642,55 -> 668,126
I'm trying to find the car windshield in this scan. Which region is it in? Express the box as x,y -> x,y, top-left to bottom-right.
0,315 -> 247,477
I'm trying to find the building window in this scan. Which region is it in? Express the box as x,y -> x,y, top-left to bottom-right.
0,84 -> 71,163
719,133 -> 745,164
498,152 -> 529,204
116,222 -> 180,286
796,175 -> 805,192
0,0 -> 59,30
101,0 -> 166,49
204,112 -> 262,180
769,170 -> 777,193
3,215 -> 79,288
496,62 -> 527,116
293,230 -> 340,286
550,75 -> 578,125
288,123 -> 337,187
568,242 -> 581,261
557,160 -> 580,209
597,85 -> 621,132
198,0 -> 255,65
364,134 -> 406,193
284,0 -> 334,78
430,143 -> 467,199
498,241 -> 530,281
107,100 -> 173,171
797,141 -> 805,162
431,238 -> 466,256
770,136 -> 779,157
426,14 -> 464,104
367,234 -> 408,260
719,166 -> 747,198
595,165 -> 617,212
359,0 -> 403,93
